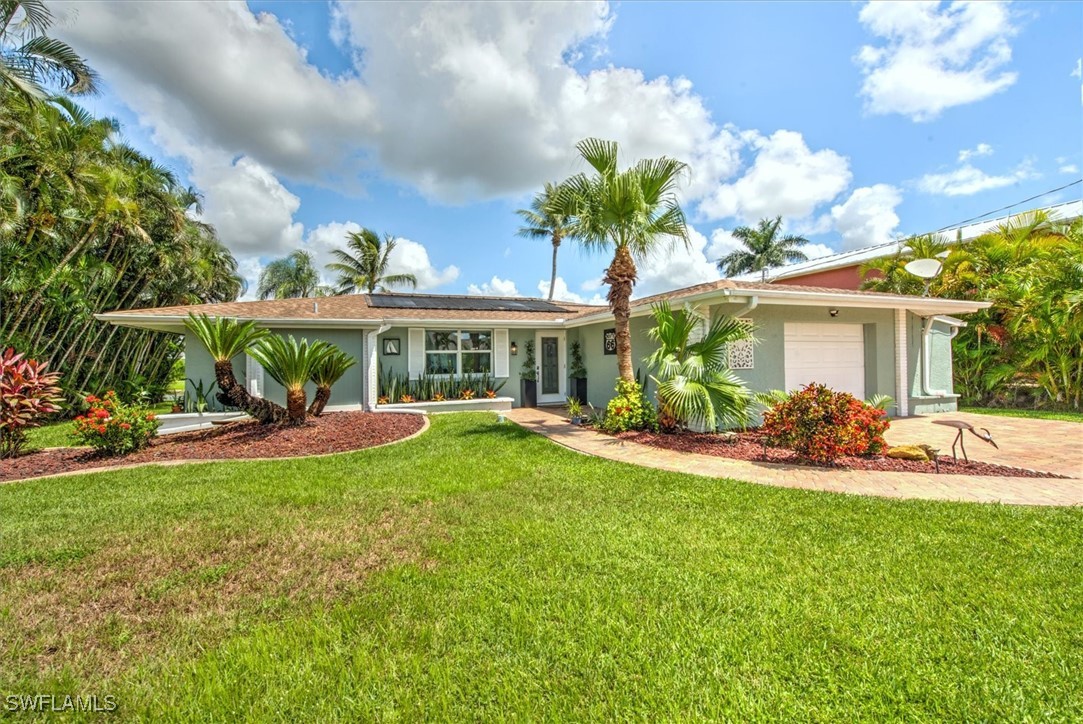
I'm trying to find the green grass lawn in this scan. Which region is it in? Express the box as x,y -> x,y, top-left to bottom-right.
26,402 -> 176,450
962,406 -> 1083,423
1,414 -> 1080,720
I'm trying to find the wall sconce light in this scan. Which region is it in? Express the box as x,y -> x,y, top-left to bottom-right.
510,341 -> 518,355
828,308 -> 839,317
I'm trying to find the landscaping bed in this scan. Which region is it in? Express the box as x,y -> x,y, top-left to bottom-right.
613,428 -> 1066,478
0,411 -> 425,482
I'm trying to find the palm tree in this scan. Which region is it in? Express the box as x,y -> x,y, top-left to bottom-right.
717,216 -> 809,281
562,138 -> 690,383
257,249 -> 329,300
326,228 -> 417,295
1,0 -> 98,101
860,234 -> 951,295
248,334 -> 332,425
307,348 -> 357,416
645,301 -> 752,431
516,182 -> 574,300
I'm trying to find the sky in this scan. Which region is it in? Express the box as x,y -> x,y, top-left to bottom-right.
51,0 -> 1083,302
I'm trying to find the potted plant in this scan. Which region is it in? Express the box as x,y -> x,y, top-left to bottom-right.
569,340 -> 587,404
520,340 -> 537,408
566,396 -> 583,425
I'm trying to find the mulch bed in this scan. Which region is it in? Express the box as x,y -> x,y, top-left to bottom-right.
1,411 -> 426,483
612,428 -> 1066,479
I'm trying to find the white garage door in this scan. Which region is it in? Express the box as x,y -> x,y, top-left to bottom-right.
784,323 -> 866,399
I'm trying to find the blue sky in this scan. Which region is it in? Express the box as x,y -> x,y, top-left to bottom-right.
55,1 -> 1082,301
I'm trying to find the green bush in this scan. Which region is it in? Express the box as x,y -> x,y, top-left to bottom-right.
601,379 -> 658,433
71,391 -> 160,456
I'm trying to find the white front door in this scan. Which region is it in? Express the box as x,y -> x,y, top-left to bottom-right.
534,331 -> 567,404
784,323 -> 866,399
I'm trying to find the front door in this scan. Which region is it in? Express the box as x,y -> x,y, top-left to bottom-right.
535,331 -> 566,404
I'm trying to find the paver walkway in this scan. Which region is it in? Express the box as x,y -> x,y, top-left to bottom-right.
506,408 -> 1082,507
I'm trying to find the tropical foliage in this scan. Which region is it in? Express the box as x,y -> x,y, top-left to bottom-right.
862,212 -> 1082,408
516,182 -> 575,301
560,138 -> 690,382
599,378 -> 658,434
70,391 -> 159,456
762,383 -> 889,464
644,301 -> 751,432
377,368 -> 505,405
0,347 -> 63,458
308,349 -> 357,416
1,0 -> 98,101
717,216 -> 809,281
327,228 -> 417,295
257,250 -> 330,300
247,335 -> 332,425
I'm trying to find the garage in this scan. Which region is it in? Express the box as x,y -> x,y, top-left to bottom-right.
783,323 -> 866,399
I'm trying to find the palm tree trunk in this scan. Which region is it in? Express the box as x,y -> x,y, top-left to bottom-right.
286,388 -> 307,425
548,234 -> 561,301
308,385 -> 332,416
213,359 -> 287,424
604,245 -> 637,383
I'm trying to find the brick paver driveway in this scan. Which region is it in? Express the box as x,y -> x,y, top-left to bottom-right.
506,408 -> 1081,507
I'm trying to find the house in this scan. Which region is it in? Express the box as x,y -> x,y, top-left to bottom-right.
739,199 -> 1082,290
99,278 -> 989,418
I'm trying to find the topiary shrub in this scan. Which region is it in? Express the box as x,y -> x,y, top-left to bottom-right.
761,382 -> 889,464
71,391 -> 160,456
601,379 -> 658,433
0,348 -> 64,458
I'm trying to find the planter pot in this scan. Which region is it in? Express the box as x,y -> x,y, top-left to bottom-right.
571,377 -> 588,405
570,415 -> 582,425
520,379 -> 537,408
171,405 -> 183,414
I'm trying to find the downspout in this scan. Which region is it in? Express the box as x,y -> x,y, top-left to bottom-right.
921,316 -> 964,398
730,295 -> 759,318
366,324 -> 392,411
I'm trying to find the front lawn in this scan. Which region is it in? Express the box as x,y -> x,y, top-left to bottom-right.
1,414 -> 1079,720
962,406 -> 1083,423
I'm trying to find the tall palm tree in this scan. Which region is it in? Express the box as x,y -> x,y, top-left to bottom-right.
516,182 -> 574,300
716,216 -> 809,281
257,249 -> 329,300
1,0 -> 98,101
326,228 -> 418,295
562,138 -> 690,383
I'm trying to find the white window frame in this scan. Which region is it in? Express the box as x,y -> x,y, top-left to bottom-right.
423,329 -> 494,377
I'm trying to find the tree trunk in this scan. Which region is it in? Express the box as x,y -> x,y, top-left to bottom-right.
285,388 -> 307,425
548,234 -> 561,301
213,359 -> 287,424
308,385 -> 332,416
604,245 -> 637,383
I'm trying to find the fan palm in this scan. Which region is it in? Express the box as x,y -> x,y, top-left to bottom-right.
248,334 -> 332,425
327,228 -> 417,294
717,216 -> 809,281
1,0 -> 98,101
645,301 -> 752,431
516,182 -> 575,300
562,138 -> 690,382
307,348 -> 357,416
257,249 -> 329,300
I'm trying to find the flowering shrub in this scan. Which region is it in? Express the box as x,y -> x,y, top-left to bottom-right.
601,379 -> 658,434
459,388 -> 475,400
762,383 -> 889,464
71,392 -> 159,456
0,348 -> 64,458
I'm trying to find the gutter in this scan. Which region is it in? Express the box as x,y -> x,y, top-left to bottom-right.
729,295 -> 759,317
921,315 -> 966,398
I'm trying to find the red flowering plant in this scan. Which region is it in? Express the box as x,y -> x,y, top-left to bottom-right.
0,348 -> 64,458
71,391 -> 160,456
761,383 -> 889,464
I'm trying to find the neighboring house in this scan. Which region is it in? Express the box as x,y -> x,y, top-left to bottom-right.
738,200 -> 1083,290
100,278 -> 988,418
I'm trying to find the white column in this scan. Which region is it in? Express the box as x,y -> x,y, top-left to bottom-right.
894,308 -> 909,417
365,329 -> 380,411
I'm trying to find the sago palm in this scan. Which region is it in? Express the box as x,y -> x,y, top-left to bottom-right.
248,334 -> 332,425
307,348 -> 357,416
717,216 -> 809,281
1,0 -> 98,101
327,228 -> 418,294
562,138 -> 690,382
645,301 -> 752,431
257,249 -> 329,300
516,182 -> 575,300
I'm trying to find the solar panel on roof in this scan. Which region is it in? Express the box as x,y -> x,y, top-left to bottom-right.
368,294 -> 569,313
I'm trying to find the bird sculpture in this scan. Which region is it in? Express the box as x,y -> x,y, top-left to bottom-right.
932,420 -> 998,463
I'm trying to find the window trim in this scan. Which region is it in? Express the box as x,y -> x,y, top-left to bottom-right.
423,329 -> 493,377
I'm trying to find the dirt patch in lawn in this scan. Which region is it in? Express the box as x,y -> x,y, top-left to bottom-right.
0,411 -> 426,482
613,428 -> 1067,478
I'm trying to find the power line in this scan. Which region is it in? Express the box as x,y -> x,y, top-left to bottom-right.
933,179 -> 1082,232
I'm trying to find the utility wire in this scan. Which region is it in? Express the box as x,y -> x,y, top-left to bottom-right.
932,179 -> 1082,232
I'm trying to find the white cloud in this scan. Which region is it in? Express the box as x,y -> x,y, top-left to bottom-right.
830,184 -> 903,250
195,156 -> 304,255
958,142 -> 993,162
468,276 -> 521,296
539,277 -> 606,305
634,226 -> 720,297
856,0 -> 1018,121
699,130 -> 852,224
917,161 -> 1036,196
1060,164 -> 1080,175
1072,58 -> 1082,78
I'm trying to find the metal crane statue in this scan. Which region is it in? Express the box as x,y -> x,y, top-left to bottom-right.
933,420 -> 998,463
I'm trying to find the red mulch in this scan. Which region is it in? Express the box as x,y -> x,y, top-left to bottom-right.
613,428 -> 1066,479
0,412 -> 425,483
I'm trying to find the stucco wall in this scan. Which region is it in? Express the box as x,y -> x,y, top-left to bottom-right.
906,314 -> 959,414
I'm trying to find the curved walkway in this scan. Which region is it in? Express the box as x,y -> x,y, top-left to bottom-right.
506,408 -> 1081,507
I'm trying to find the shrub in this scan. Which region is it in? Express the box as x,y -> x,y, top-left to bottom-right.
762,383 -> 889,464
0,348 -> 64,458
71,392 -> 160,456
601,379 -> 658,433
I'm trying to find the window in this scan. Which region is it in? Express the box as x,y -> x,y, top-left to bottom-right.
425,330 -> 492,375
